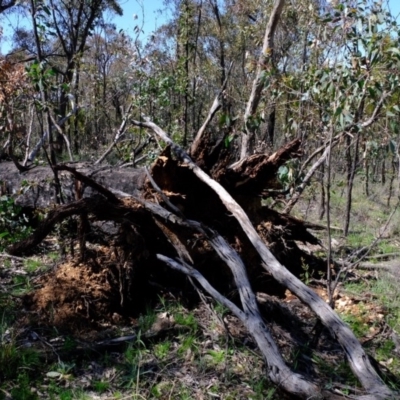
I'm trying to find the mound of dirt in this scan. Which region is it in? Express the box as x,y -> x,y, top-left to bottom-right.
23,247 -> 141,332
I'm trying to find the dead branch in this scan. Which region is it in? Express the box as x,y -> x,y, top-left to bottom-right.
54,164 -> 120,204
94,102 -> 134,165
158,253 -> 320,398
286,91 -> 390,214
241,0 -> 286,159
27,96 -> 80,163
283,142 -> 331,213
6,196 -> 107,255
190,61 -> 233,158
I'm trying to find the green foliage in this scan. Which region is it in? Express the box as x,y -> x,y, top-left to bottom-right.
249,377 -> 276,400
23,259 -> 43,273
0,196 -> 31,251
137,307 -> 157,332
206,349 -> 226,365
92,380 -> 110,393
154,341 -> 171,360
277,160 -> 302,193
0,341 -> 40,381
175,311 -> 198,331
10,374 -> 39,400
340,311 -> 370,338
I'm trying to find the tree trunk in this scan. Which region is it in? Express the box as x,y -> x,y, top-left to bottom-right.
344,132 -> 360,237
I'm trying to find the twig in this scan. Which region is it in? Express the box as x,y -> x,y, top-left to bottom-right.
0,253 -> 26,261
94,102 -> 134,165
190,61 -> 234,156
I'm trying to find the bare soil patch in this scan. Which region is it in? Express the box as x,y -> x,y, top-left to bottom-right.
23,247 -> 138,334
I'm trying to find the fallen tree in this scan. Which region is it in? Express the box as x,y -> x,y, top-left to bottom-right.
3,128 -> 397,398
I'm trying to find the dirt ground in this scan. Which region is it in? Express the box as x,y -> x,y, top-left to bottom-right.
22,246 -> 143,335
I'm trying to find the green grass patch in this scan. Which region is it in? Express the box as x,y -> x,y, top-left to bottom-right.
0,343 -> 40,381
23,259 -> 43,273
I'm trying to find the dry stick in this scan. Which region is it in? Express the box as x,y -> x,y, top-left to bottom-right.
23,104 -> 35,166
363,252 -> 400,260
205,232 -> 319,395
190,61 -> 233,156
241,0 -> 286,159
54,164 -> 120,204
298,134 -> 342,182
131,118 -> 395,398
94,102 -> 134,165
284,143 -> 332,214
27,97 -> 80,163
0,253 -> 26,261
345,199 -> 400,269
326,124 -> 335,307
144,167 -> 184,218
48,112 -> 73,162
330,199 -> 400,282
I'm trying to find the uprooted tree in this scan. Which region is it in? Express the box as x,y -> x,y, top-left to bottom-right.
4,120 -> 398,399
2,0 -> 400,398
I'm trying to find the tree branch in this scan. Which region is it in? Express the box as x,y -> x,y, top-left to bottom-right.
241,0 -> 286,159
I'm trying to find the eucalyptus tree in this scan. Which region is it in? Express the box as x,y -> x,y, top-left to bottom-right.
280,0 -> 400,236
11,0 -> 123,161
78,25 -> 134,150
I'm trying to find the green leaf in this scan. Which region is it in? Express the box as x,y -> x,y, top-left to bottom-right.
224,135 -> 234,148
387,47 -> 400,55
334,106 -> 343,117
42,6 -> 51,15
277,166 -> 289,183
46,371 -> 62,378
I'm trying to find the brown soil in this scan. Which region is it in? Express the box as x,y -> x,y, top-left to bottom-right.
23,246 -> 137,333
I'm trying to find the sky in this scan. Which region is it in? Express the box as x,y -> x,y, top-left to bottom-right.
101,0 -> 400,37
1,0 -> 400,54
111,0 -> 166,39
0,0 -> 168,54
388,0 -> 400,19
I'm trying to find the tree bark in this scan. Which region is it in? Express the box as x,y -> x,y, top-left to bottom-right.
241,0 -> 285,159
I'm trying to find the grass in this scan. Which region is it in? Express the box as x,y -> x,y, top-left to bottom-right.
291,174 -> 400,390
154,340 -> 171,360
23,259 -> 44,273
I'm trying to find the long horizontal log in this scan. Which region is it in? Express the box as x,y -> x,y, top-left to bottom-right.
0,161 -> 147,209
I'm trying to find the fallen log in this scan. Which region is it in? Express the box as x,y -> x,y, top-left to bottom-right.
0,161 -> 147,209
5,131 -> 397,398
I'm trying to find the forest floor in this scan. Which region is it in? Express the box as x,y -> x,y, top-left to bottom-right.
1,177 -> 400,399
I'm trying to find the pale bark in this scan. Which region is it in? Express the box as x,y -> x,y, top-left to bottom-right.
190,62 -> 233,157
94,102 -> 134,165
27,100 -> 80,163
158,254 -> 320,398
240,0 -> 285,159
